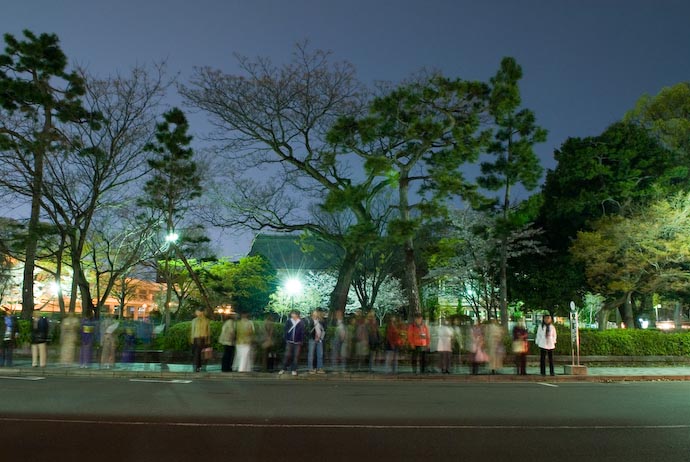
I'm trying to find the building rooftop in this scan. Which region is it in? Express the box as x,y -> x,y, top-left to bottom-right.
248,234 -> 342,272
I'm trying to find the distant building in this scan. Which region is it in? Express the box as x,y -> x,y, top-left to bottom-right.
248,233 -> 342,273
0,259 -> 163,319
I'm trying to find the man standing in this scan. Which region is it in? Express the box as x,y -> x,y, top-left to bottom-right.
190,307 -> 211,373
407,314 -> 430,374
1,310 -> 19,367
80,314 -> 97,368
31,313 -> 50,368
219,312 -> 236,372
307,310 -> 325,374
279,310 -> 305,376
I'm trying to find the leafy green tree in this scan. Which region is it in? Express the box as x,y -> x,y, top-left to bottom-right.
203,256 -> 277,317
0,30 -> 98,319
520,122 -> 678,317
542,122 -> 677,244
478,57 -> 546,325
328,74 -> 488,316
625,81 -> 690,161
571,192 -> 690,329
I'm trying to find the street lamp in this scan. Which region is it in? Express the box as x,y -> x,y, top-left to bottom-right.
284,278 -> 303,313
165,232 -> 179,244
284,278 -> 303,297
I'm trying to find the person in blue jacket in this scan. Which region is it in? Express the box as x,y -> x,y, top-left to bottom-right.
279,310 -> 305,376
1,310 -> 19,367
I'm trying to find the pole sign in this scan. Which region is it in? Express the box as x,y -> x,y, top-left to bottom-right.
569,301 -> 580,366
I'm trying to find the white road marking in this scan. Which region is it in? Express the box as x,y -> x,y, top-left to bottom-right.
0,376 -> 46,381
129,379 -> 192,384
537,382 -> 559,388
0,417 -> 687,431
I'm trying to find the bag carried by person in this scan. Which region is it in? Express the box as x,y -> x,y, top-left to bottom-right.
475,348 -> 489,363
202,347 -> 214,360
512,340 -> 528,354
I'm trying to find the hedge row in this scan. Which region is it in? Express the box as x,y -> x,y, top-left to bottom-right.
559,328 -> 690,356
15,319 -> 690,357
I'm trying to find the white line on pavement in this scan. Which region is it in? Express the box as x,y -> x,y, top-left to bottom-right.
129,379 -> 192,384
537,382 -> 559,388
0,376 -> 46,381
0,417 -> 687,431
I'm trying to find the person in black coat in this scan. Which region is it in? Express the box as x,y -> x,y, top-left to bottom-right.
31,313 -> 50,368
279,310 -> 305,376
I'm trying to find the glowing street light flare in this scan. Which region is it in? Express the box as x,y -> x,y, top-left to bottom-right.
284,278 -> 303,296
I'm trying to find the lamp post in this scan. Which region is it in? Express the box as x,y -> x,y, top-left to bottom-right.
163,231 -> 179,330
654,304 -> 661,327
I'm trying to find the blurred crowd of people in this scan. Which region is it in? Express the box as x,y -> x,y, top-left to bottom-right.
2,307 -> 557,376
0,309 -> 154,370
206,309 -> 555,377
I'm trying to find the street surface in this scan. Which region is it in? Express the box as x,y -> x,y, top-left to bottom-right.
1,375 -> 689,461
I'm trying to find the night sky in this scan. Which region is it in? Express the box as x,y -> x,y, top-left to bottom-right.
2,0 -> 690,256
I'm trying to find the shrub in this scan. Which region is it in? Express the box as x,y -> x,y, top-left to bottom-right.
159,320 -> 285,352
529,327 -> 690,356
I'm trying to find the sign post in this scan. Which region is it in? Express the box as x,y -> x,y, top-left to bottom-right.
564,301 -> 587,375
569,301 -> 580,366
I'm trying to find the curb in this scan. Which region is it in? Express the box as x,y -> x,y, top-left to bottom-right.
2,368 -> 689,383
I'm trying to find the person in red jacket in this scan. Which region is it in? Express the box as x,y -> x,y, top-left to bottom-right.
384,315 -> 404,373
407,314 -> 430,374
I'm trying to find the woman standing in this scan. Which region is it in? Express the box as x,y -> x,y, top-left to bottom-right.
407,314 -> 430,374
512,318 -> 529,375
485,319 -> 505,375
535,314 -> 557,376
469,321 -> 487,375
190,307 -> 211,373
437,318 -> 454,374
384,315 -> 403,374
235,313 -> 255,372
219,313 -> 236,372
100,316 -> 119,369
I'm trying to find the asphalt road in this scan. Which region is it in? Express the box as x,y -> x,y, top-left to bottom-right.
1,375 -> 689,462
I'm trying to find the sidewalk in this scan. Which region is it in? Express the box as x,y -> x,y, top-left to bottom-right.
2,360 -> 690,382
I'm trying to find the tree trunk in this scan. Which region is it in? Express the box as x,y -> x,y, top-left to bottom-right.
398,172 -> 421,319
598,308 -> 610,331
623,291 -> 635,329
498,166 -> 512,327
499,236 -> 508,327
76,265 -> 96,319
174,247 -> 212,313
674,301 -> 682,330
21,151 -> 44,320
328,246 -> 360,317
163,252 -> 173,329
118,274 -> 127,320
53,232 -> 67,318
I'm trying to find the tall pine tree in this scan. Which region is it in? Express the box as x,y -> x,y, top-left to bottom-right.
478,57 -> 546,326
139,108 -> 204,327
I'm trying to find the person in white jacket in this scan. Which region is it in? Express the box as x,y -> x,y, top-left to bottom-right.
436,318 -> 454,374
535,314 -> 557,376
